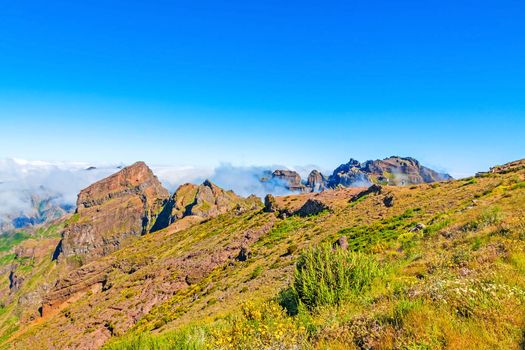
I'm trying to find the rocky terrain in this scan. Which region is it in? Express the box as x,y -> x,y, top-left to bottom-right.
0,157 -> 524,350
269,156 -> 451,194
56,162 -> 170,263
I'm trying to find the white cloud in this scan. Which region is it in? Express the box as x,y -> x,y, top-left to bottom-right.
0,159 -> 116,223
0,159 -> 314,226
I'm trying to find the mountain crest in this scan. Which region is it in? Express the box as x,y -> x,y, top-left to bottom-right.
56,162 -> 170,263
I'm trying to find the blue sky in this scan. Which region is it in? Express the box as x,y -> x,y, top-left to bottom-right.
0,0 -> 524,177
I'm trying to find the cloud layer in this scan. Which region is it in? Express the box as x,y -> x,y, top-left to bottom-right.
0,159 -> 321,226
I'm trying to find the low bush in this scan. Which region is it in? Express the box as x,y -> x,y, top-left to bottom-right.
284,244 -> 382,311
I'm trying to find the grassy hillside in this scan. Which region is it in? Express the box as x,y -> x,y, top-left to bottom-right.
2,160 -> 525,349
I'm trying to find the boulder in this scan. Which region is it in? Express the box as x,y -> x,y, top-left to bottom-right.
333,236 -> 349,250
350,184 -> 383,203
264,194 -> 278,213
383,195 -> 395,207
296,199 -> 331,217
409,223 -> 427,232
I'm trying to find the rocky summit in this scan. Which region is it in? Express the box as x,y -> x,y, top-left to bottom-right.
305,170 -> 327,192
56,162 -> 170,262
328,156 -> 452,188
164,179 -> 261,225
267,156 -> 451,194
271,170 -> 307,192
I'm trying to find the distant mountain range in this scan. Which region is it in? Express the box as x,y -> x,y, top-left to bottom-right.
0,156 -> 451,233
266,156 -> 452,193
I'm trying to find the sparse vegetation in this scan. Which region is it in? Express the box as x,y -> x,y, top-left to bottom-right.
4,160 -> 525,349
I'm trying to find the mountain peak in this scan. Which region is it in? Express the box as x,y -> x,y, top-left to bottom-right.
76,161 -> 168,211
57,162 -> 170,262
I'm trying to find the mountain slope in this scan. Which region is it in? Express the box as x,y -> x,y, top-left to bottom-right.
1,159 -> 524,349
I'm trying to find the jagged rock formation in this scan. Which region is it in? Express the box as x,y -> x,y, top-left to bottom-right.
350,184 -> 383,203
271,170 -> 307,192
269,169 -> 327,193
263,157 -> 450,194
166,180 -> 255,224
329,156 -> 452,188
328,159 -> 370,188
56,162 -> 170,262
306,170 -> 327,192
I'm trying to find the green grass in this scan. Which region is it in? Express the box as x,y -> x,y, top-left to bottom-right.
511,181 -> 525,190
258,216 -> 305,247
0,231 -> 30,252
103,326 -> 207,350
337,208 -> 420,251
0,253 -> 16,267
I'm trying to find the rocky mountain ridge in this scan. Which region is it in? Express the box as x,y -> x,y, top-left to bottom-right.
55,163 -> 263,264
0,158 -> 524,349
270,156 -> 452,193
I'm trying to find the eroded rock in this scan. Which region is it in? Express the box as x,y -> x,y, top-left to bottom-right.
57,162 -> 170,262
296,199 -> 331,217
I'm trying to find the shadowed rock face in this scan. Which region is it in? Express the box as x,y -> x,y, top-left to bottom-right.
328,159 -> 370,188
57,162 -> 170,262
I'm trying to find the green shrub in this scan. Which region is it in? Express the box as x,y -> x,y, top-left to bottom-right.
288,244 -> 382,310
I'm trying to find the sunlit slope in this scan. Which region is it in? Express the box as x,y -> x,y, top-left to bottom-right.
3,160 -> 525,349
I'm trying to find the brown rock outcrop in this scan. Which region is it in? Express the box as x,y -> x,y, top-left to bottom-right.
350,184 -> 383,203
296,198 -> 332,217
272,170 -> 307,192
168,180 -> 249,223
306,170 -> 327,192
56,162 -> 170,262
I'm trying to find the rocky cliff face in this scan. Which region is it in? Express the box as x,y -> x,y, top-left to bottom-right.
167,180 -> 260,224
306,170 -> 327,192
328,156 -> 452,188
271,170 -> 307,192
361,157 -> 452,185
327,159 -> 370,188
56,162 -> 170,262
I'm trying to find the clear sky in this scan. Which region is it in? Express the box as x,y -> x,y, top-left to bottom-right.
0,0 -> 524,177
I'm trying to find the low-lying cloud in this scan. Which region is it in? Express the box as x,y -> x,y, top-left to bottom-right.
0,159 -> 116,222
0,158 -> 323,227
